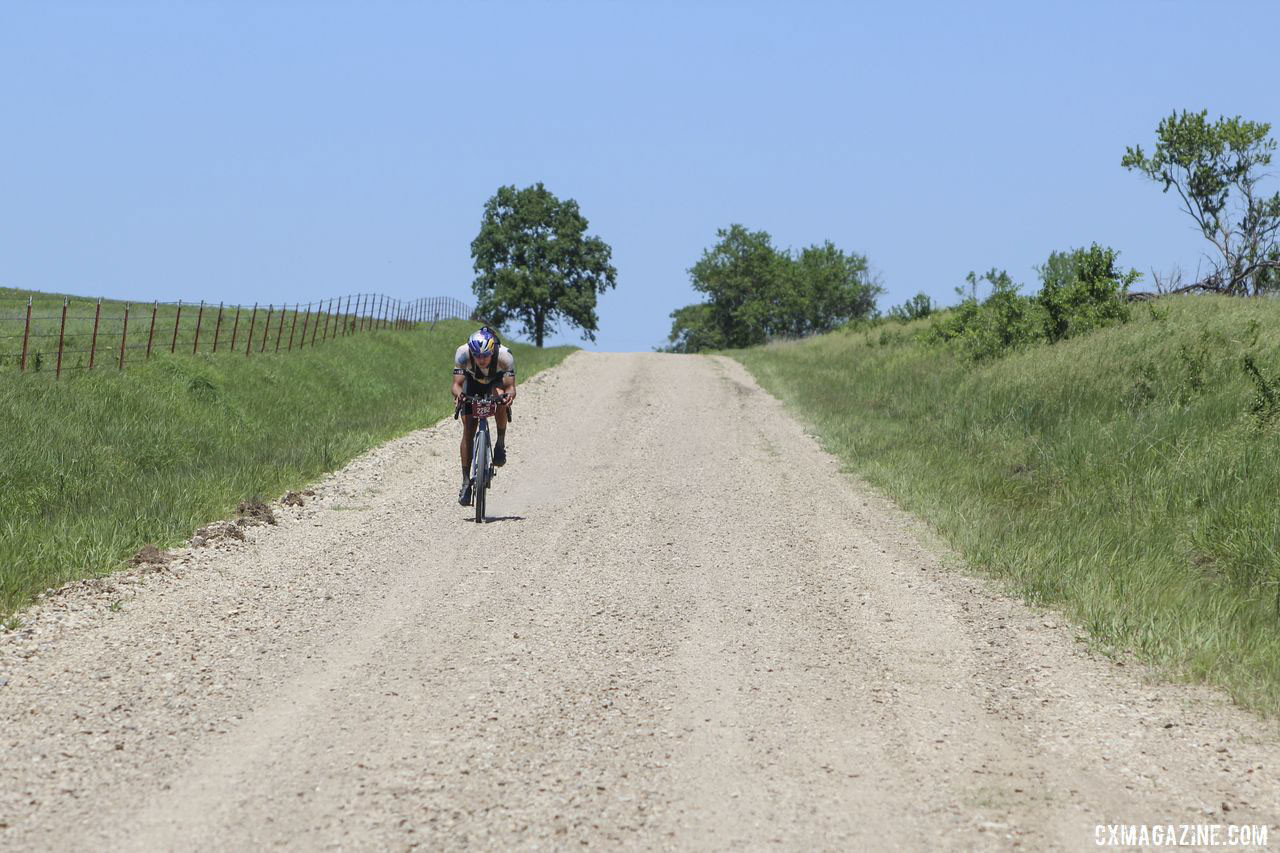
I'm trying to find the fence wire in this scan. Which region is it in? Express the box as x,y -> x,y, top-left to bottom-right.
2,292 -> 474,378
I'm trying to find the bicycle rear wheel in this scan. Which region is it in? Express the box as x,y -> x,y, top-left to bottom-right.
472,427 -> 488,524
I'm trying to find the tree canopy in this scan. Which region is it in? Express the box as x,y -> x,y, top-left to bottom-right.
470,183 -> 617,347
665,225 -> 881,353
1123,110 -> 1280,295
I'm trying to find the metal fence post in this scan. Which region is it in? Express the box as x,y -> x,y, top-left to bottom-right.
288,303 -> 299,351
260,304 -> 273,353
275,302 -> 286,352
171,300 -> 182,354
55,298 -> 67,379
230,305 -> 241,352
146,301 -> 158,359
245,303 -> 257,356
119,304 -> 130,370
299,304 -> 311,349
321,299 -> 332,341
89,298 -> 101,370
213,302 -> 224,353
20,296 -> 31,372
193,300 -> 205,354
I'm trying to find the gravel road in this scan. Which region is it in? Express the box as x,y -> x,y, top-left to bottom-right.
2,351 -> 1278,851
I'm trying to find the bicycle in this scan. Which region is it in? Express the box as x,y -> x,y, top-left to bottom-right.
454,392 -> 508,523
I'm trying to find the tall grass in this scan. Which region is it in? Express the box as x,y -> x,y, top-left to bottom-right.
734,295 -> 1280,713
0,314 -> 572,614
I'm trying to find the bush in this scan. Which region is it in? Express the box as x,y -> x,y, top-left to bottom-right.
1037,244 -> 1138,343
924,246 -> 1138,364
888,292 -> 935,323
924,270 -> 1045,362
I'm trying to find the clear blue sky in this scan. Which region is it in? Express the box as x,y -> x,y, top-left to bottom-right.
2,1 -> 1276,351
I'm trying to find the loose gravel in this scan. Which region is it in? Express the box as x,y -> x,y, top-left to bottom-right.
1,351 -> 1277,850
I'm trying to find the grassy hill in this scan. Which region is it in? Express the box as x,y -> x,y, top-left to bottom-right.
0,304 -> 572,615
733,295 -> 1280,713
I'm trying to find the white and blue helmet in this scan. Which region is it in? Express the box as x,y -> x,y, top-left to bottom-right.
467,327 -> 498,358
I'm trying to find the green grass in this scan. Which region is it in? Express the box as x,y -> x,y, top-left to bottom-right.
0,307 -> 572,614
733,295 -> 1280,713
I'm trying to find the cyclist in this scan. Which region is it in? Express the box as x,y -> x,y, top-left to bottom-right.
452,326 -> 516,506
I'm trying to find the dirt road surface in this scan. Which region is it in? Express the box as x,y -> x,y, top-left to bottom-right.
2,352 -> 1278,850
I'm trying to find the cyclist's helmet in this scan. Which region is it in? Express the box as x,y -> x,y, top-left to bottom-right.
467,327 -> 498,358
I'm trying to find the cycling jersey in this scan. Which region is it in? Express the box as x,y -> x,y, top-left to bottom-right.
453,344 -> 515,385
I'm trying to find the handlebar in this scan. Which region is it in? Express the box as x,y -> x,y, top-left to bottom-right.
453,392 -> 513,421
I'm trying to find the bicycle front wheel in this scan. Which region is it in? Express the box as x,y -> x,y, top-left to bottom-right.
472,427 -> 488,524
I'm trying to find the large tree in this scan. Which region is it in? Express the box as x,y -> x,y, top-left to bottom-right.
1123,110 -> 1280,295
684,224 -> 789,350
789,241 -> 880,335
665,225 -> 881,352
470,183 -> 617,346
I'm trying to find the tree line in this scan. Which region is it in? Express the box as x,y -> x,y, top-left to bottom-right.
462,110 -> 1277,351
664,226 -> 881,353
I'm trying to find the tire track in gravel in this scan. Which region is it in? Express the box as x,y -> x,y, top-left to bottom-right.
1,351 -> 1278,851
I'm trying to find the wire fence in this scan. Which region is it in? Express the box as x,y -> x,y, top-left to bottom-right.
1,293 -> 474,379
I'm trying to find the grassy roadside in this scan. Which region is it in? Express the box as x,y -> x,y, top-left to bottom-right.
732,295 -> 1280,713
0,315 -> 573,615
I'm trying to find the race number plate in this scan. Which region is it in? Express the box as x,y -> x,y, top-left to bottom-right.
471,400 -> 499,419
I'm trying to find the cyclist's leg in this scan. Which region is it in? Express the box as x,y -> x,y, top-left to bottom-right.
459,377 -> 484,485
459,414 -> 476,480
489,382 -> 509,465
495,401 -> 508,441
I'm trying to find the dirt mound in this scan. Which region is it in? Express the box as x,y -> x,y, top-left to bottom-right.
128,545 -> 171,567
282,492 -> 305,507
190,521 -> 246,548
236,499 -> 276,526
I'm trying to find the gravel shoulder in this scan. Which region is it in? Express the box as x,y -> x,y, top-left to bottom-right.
1,350 -> 1277,850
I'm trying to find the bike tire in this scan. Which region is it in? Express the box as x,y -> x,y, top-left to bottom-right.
473,428 -> 488,524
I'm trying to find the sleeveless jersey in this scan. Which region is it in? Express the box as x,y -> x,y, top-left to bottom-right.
453,344 -> 515,383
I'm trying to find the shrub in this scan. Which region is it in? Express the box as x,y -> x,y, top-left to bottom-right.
1037,244 -> 1138,343
924,270 -> 1045,362
888,292 -> 935,323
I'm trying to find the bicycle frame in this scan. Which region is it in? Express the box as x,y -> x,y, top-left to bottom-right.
456,393 -> 503,522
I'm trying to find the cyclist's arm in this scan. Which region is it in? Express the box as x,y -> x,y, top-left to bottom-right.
498,349 -> 516,404
451,344 -> 470,403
